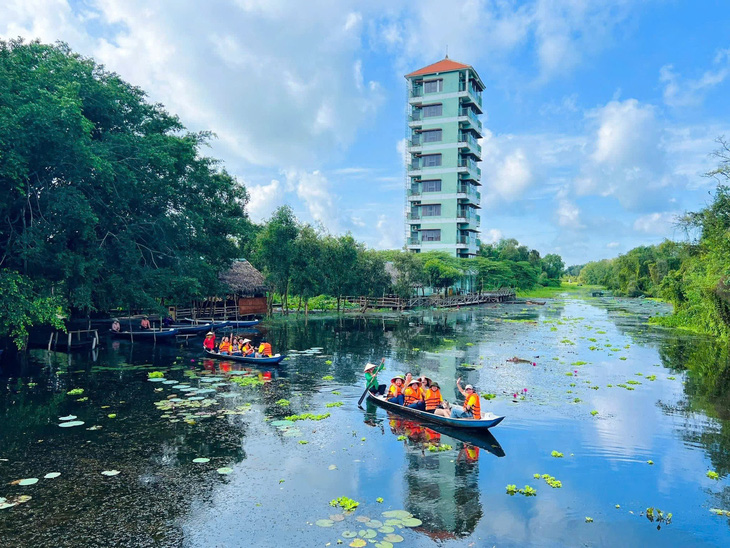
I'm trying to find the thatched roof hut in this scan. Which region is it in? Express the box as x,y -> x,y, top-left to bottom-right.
219,259 -> 268,296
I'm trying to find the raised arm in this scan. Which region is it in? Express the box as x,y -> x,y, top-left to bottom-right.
456,377 -> 467,397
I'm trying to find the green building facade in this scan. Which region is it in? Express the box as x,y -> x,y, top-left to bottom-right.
405,58 -> 483,258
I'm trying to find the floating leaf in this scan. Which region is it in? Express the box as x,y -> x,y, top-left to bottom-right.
59,415 -> 77,421
361,529 -> 377,539
192,458 -> 210,463
376,497 -> 384,503
402,518 -> 422,527
59,421 -> 85,428
342,531 -> 357,538
378,526 -> 395,533
330,514 -> 345,522
101,470 -> 120,476
707,470 -> 720,480
374,543 -> 393,548
349,540 -> 366,548
216,467 -> 233,475
382,510 -> 411,519
316,519 -> 335,527
43,472 -> 61,479
107,414 -> 117,419
368,519 -> 383,528
355,516 -> 370,523
585,517 -> 593,523
382,534 -> 404,543
18,478 -> 39,486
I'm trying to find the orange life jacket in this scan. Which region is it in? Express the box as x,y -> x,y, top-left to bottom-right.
465,445 -> 479,461
465,393 -> 481,419
425,388 -> 443,410
388,383 -> 403,397
219,341 -> 231,353
259,342 -> 272,356
404,386 -> 423,406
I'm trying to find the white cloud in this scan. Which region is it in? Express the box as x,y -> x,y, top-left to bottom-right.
660,48 -> 730,107
482,228 -> 504,244
396,138 -> 408,167
286,169 -> 340,233
556,198 -> 582,228
607,241 -> 620,248
245,179 -> 283,222
633,212 -> 678,235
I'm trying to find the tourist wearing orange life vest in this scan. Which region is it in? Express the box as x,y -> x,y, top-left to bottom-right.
256,339 -> 273,357
241,338 -> 254,356
450,377 -> 481,419
387,375 -> 405,405
218,337 -> 231,355
424,382 -> 451,417
403,379 -> 426,411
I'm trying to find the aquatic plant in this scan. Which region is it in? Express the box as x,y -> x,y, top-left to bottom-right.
330,496 -> 359,512
590,410 -> 598,416
322,375 -> 335,381
645,507 -> 672,524
284,413 -> 331,422
66,388 -> 84,396
332,391 -> 341,395
571,361 -> 588,366
481,393 -> 496,400
551,450 -> 564,458
707,470 -> 720,480
298,440 -> 308,444
710,508 -> 730,516
426,444 -> 452,452
326,401 -> 344,408
376,497 -> 384,503
585,517 -> 593,523
647,460 -> 654,465
230,376 -> 264,388
148,371 -> 165,378
275,399 -> 291,407
325,360 -> 333,365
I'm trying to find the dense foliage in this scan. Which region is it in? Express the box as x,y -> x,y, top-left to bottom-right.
578,140 -> 730,337
0,40 -> 251,346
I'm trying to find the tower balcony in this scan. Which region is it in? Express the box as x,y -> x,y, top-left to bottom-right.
458,82 -> 483,113
458,108 -> 482,134
457,157 -> 482,180
458,131 -> 482,159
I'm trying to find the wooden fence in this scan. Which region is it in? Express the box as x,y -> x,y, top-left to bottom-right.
343,289 -> 515,311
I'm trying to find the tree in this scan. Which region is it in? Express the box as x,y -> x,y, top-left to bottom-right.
255,206 -> 299,314
392,252 -> 425,298
323,234 -> 360,313
289,224 -> 325,320
423,259 -> 462,294
541,254 -> 565,280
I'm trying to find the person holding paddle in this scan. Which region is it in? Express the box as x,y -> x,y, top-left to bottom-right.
364,358 -> 386,395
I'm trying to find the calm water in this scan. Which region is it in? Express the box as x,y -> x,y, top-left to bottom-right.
2,294 -> 730,547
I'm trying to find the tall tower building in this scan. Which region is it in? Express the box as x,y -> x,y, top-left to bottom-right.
404,58 -> 483,258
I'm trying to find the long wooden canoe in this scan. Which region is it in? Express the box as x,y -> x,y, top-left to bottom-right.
367,392 -> 504,430
181,318 -> 230,329
168,323 -> 214,334
224,320 -> 260,328
204,349 -> 285,365
109,328 -> 179,340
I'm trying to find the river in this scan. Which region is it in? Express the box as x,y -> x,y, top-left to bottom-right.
1,293 -> 729,547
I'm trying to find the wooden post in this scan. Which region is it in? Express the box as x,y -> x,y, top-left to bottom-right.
48,333 -> 54,351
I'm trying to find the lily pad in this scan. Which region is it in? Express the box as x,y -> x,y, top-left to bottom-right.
378,526 -> 395,533
361,529 -> 377,539
0,502 -> 17,510
101,470 -> 120,476
401,517 -> 422,527
216,467 -> 233,475
349,540 -> 367,548
59,420 -> 85,428
384,519 -> 402,527
59,415 -> 77,421
43,472 -> 61,479
382,510 -> 411,519
383,534 -> 404,543
375,543 -> 393,548
192,458 -> 210,463
355,516 -> 370,523
316,519 -> 334,527
18,478 -> 39,486
273,420 -> 296,428
368,519 -> 383,528
342,531 -> 358,538
329,514 -> 346,522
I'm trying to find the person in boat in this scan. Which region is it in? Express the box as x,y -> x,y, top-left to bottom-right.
231,338 -> 243,356
387,375 -> 405,405
424,382 -> 450,417
111,319 -> 120,332
241,338 -> 254,356
218,337 -> 231,355
203,332 -> 216,351
403,379 -> 426,411
450,377 -> 481,419
162,315 -> 173,328
364,359 -> 386,395
140,316 -> 151,330
256,339 -> 273,357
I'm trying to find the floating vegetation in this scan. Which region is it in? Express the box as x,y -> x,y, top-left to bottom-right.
101,470 -> 120,476
322,375 -> 335,381
645,507 -> 672,525
148,371 -> 165,378
619,357 -> 627,361
76,397 -> 88,402
216,467 -> 233,475
59,420 -> 85,428
43,472 -> 61,479
443,338 -> 455,342
326,402 -> 344,408
710,508 -> 730,517
275,399 -> 291,407
325,360 -> 333,365
646,375 -> 657,381
573,398 -> 581,403
539,474 -> 562,488
591,410 -> 598,416
647,460 -> 654,465
707,470 -> 720,480
396,435 -> 407,441
59,415 -> 77,421
626,380 -> 641,385
298,440 -> 309,445
330,496 -> 359,512
585,517 -> 594,523
667,376 -> 676,380
376,497 -> 384,503
411,348 -> 419,352
571,361 -> 588,366
551,450 -> 564,458
315,519 -> 334,527
481,393 -> 496,400
192,458 -> 210,464
107,414 -> 117,419
230,376 -> 264,388
285,413 -> 330,422
560,339 -> 575,345
426,444 -> 452,452
506,484 -> 536,496
332,391 -> 341,395
66,388 -> 84,396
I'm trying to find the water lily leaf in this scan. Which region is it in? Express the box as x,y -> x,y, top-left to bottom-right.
59,420 -> 85,428
355,516 -> 370,523
329,514 -> 345,522
101,470 -> 120,476
328,464 -> 337,470
384,519 -> 402,526
192,458 -> 210,463
349,540 -> 366,548
401,518 -> 422,527
362,529 -> 377,539
382,510 -> 411,519
18,478 -> 39,486
16,495 -> 31,503
383,534 -> 404,543
0,502 -> 17,510
59,415 -> 77,421
342,531 -> 357,538
375,542 -> 393,548
43,472 -> 61,479
368,519 -> 383,528
378,526 -> 395,533
316,519 -> 335,527
216,467 -> 233,475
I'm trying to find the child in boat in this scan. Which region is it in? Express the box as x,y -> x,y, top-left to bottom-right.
404,379 -> 426,410
203,332 -> 215,351
450,377 -> 481,419
364,359 -> 386,395
218,337 -> 231,355
387,375 -> 405,405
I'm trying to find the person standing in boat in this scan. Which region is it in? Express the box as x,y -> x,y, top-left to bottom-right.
403,379 -> 426,411
387,375 -> 405,405
364,358 -> 386,396
450,378 -> 481,419
203,332 -> 215,351
140,316 -> 151,330
111,319 -> 120,332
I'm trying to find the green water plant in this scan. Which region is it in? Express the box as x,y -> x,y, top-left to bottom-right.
230,376 -> 264,388
326,401 -> 344,408
481,393 -> 496,400
67,388 -> 84,396
330,496 -> 359,512
275,399 -> 291,407
707,470 -> 720,480
284,413 -> 331,422
322,375 -> 335,381
591,410 -> 598,416
551,450 -> 564,458
148,371 -> 165,378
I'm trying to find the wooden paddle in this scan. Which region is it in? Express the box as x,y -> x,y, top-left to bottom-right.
358,358 -> 385,408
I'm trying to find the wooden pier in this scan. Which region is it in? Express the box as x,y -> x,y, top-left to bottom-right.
343,289 -> 516,311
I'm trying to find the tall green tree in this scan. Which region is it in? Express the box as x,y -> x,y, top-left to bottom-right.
255,206 -> 299,314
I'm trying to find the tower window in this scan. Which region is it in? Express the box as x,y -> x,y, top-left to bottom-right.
424,79 -> 443,93
422,104 -> 442,117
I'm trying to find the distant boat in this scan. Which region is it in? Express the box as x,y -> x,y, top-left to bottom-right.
367,392 -> 504,430
181,318 -> 230,329
109,328 -> 179,340
167,323 -> 214,335
224,319 -> 260,328
204,349 -> 285,365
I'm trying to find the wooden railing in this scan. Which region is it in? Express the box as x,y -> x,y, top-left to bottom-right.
343,289 -> 515,310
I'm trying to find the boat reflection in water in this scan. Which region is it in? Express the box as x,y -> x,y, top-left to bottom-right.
365,399 -> 504,540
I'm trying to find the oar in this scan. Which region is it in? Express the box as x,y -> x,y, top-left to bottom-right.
358,358 -> 385,408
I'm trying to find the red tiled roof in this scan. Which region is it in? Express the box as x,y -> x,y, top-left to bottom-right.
405,58 -> 471,78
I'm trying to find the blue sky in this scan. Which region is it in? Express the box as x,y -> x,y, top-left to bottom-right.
2,1 -> 729,265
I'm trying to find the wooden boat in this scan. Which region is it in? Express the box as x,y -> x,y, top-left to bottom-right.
366,392 -> 504,430
204,349 -> 285,365
224,319 -> 260,328
181,318 -> 229,329
167,322 -> 214,334
109,328 -> 179,340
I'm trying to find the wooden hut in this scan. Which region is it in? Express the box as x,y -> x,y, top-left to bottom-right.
219,259 -> 269,316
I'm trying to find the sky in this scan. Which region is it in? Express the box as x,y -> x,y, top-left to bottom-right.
2,0 -> 729,265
